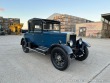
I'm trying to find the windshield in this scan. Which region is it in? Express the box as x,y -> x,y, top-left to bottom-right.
43,23 -> 60,31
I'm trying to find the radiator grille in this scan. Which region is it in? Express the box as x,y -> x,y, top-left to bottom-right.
70,35 -> 76,47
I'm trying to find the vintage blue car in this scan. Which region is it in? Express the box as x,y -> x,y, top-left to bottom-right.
20,18 -> 90,71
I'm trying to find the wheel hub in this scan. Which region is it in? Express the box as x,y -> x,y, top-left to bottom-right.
56,55 -> 62,61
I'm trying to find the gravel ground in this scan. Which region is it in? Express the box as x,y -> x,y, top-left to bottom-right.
0,35 -> 110,83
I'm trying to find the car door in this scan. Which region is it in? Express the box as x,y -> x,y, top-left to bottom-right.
33,23 -> 43,46
25,20 -> 43,44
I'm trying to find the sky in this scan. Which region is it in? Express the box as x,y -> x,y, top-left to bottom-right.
0,0 -> 110,29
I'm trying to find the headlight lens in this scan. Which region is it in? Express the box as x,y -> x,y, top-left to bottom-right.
69,40 -> 73,47
79,38 -> 82,45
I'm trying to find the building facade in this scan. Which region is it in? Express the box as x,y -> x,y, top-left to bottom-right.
76,22 -> 103,38
76,13 -> 110,38
101,13 -> 110,38
48,13 -> 92,32
0,17 -> 4,30
0,17 -> 20,30
0,16 -> 21,34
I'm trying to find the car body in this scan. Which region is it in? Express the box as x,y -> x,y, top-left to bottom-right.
0,27 -> 5,35
21,18 -> 90,71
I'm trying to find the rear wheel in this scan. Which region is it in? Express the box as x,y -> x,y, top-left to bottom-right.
75,46 -> 88,61
51,47 -> 70,71
22,39 -> 29,53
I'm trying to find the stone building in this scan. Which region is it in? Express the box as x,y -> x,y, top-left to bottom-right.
0,16 -> 20,34
0,17 -> 3,29
0,17 -> 20,30
76,13 -> 110,38
76,22 -> 102,38
48,13 -> 92,32
101,13 -> 110,38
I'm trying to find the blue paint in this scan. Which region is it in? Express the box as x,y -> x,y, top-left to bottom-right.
25,31 -> 67,48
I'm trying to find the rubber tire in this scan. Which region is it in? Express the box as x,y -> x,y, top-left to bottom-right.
51,47 -> 70,71
75,46 -> 88,61
22,39 -> 29,53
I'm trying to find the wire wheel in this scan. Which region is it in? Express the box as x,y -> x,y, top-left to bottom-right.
51,47 -> 70,71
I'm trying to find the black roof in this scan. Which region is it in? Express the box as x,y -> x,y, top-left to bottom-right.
28,18 -> 60,24
102,13 -> 110,21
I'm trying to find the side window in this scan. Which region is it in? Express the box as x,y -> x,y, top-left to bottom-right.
43,24 -> 52,30
28,20 -> 42,33
43,24 -> 50,30
54,24 -> 59,30
34,24 -> 42,32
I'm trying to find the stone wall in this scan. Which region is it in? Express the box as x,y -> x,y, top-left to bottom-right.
48,13 -> 93,32
76,22 -> 103,38
102,22 -> 110,38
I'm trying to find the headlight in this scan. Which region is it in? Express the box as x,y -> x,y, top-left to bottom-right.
68,40 -> 73,47
79,38 -> 82,45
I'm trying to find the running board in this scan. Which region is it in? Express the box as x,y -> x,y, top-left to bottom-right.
27,47 -> 48,55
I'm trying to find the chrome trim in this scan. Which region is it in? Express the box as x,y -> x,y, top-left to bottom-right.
27,47 -> 46,55
36,47 -> 48,52
66,33 -> 75,43
66,33 -> 70,43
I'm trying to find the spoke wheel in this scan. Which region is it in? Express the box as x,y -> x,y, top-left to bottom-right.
51,47 -> 70,71
75,46 -> 88,61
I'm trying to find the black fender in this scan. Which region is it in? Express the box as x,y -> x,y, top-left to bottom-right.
77,38 -> 91,47
20,38 -> 28,45
75,41 -> 90,56
82,41 -> 91,47
21,38 -> 24,45
48,44 -> 73,55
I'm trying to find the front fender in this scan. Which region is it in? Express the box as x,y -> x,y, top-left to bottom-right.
48,44 -> 73,55
82,41 -> 91,47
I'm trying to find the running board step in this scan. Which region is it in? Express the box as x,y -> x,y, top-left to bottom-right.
27,46 -> 49,55
36,46 -> 49,52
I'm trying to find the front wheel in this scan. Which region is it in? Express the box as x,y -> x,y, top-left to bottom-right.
51,47 -> 70,71
75,46 -> 88,61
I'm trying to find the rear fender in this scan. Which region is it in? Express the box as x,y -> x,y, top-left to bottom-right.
20,38 -> 28,45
